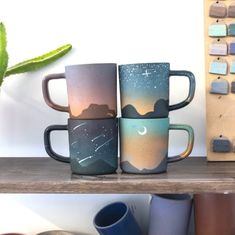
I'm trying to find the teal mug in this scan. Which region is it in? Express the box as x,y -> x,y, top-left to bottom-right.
120,118 -> 194,174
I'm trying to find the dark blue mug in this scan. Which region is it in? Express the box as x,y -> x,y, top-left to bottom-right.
44,118 -> 118,175
93,202 -> 143,235
119,63 -> 196,118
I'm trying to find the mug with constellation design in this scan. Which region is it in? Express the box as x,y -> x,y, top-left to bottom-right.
44,118 -> 118,175
119,63 -> 195,118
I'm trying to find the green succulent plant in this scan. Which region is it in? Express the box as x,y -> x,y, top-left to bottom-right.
0,22 -> 72,86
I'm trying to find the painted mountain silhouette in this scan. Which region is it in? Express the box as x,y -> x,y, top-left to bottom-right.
77,159 -> 117,175
78,104 -> 116,119
122,99 -> 169,118
121,157 -> 167,174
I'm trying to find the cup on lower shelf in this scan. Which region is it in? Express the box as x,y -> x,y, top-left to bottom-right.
93,202 -> 143,235
148,194 -> 192,235
194,193 -> 235,235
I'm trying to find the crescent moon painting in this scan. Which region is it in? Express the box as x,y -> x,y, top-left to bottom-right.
138,126 -> 147,135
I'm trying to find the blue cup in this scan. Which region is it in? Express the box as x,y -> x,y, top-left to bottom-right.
93,202 -> 143,235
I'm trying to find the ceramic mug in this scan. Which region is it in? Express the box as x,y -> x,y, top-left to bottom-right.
120,118 -> 194,174
148,194 -> 192,235
119,63 -> 195,118
194,193 -> 235,235
42,63 -> 117,119
93,202 -> 143,235
44,118 -> 118,175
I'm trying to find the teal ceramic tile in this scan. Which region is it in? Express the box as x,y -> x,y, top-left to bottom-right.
210,78 -> 229,95
209,60 -> 228,75
230,61 -> 235,74
209,24 -> 227,37
228,23 -> 235,36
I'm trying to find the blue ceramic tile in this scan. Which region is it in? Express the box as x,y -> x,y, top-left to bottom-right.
229,42 -> 235,55
209,61 -> 227,75
231,61 -> 235,74
212,136 -> 231,153
210,78 -> 229,95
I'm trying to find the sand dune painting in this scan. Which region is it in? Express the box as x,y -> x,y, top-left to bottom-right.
120,118 -> 169,174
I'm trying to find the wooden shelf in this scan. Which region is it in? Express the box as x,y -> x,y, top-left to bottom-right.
0,157 -> 235,193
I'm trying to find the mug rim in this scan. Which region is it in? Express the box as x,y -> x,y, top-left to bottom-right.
119,62 -> 170,67
65,63 -> 117,69
120,117 -> 169,121
93,202 -> 129,229
152,194 -> 192,201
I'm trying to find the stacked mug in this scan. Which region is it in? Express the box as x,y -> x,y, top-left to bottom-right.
119,63 -> 196,174
43,62 -> 196,175
42,64 -> 119,175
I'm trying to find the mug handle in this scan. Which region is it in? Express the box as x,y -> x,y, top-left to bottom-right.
167,124 -> 194,163
169,70 -> 196,111
42,73 -> 69,112
44,125 -> 70,163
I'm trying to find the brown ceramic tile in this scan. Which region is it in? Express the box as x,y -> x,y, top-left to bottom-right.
209,2 -> 227,18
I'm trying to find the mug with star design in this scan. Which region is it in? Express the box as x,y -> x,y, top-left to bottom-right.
118,63 -> 196,118
44,118 -> 118,175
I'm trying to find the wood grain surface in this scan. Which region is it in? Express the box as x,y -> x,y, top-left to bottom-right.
0,157 -> 235,193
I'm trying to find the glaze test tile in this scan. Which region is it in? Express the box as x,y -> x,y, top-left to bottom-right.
209,2 -> 227,18
209,23 -> 227,37
210,78 -> 229,95
209,60 -> 228,75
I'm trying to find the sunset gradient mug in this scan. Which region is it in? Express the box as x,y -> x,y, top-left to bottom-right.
120,118 -> 194,174
119,63 -> 195,118
42,63 -> 117,119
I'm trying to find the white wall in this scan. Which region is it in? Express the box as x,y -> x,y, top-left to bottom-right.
0,0 -> 205,234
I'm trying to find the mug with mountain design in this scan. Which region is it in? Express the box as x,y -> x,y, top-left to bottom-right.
44,118 -> 118,175
42,64 -> 117,119
119,63 -> 195,118
120,118 -> 194,174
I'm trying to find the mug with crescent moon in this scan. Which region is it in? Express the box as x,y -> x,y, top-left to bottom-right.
120,118 -> 194,174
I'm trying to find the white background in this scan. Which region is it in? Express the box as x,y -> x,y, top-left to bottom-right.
0,0 -> 205,234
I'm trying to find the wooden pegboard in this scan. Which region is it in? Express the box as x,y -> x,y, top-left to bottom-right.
205,0 -> 235,161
